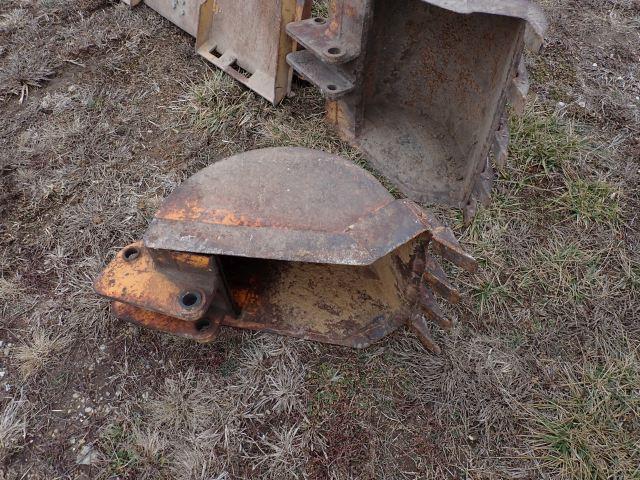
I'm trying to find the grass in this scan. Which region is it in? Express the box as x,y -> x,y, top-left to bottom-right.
0,396 -> 26,462
99,423 -> 140,475
0,0 -> 639,478
13,328 -> 71,379
176,72 -> 260,137
530,240 -> 606,305
556,178 -> 621,225
527,348 -> 640,479
508,102 -> 586,177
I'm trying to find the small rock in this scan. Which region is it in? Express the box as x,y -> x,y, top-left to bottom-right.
99,344 -> 106,351
578,100 -> 586,108
40,95 -> 52,110
76,444 -> 100,466
84,407 -> 93,414
72,392 -> 80,399
0,371 -> 6,378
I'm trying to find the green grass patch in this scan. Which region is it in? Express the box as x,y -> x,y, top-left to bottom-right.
509,104 -> 586,177
472,277 -> 515,316
176,71 -> 261,136
556,179 -> 621,225
99,422 -> 140,476
525,241 -> 605,305
527,355 -> 640,479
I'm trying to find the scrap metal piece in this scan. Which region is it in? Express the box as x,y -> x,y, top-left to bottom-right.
195,0 -> 310,104
95,148 -> 477,351
286,0 -> 546,213
126,0 -> 311,104
141,0 -> 201,36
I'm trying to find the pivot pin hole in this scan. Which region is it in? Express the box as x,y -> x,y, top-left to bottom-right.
195,318 -> 211,331
179,291 -> 202,309
123,246 -> 140,261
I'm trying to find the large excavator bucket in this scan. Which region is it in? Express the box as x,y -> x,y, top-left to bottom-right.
123,0 -> 311,104
94,148 -> 477,352
286,0 -> 546,218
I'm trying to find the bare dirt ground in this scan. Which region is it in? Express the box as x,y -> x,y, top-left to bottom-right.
0,0 -> 639,478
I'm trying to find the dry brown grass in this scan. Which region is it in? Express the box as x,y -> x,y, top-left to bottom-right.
13,328 -> 71,379
0,395 -> 27,462
0,0 -> 638,478
526,341 -> 640,479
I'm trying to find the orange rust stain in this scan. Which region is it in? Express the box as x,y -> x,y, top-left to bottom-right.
169,251 -> 211,270
159,206 -> 267,228
159,199 -> 207,221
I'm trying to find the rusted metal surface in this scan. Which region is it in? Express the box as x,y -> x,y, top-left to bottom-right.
143,0 -> 201,36
286,50 -> 354,99
195,0 -> 311,104
286,0 -> 546,218
94,241 -> 217,321
112,301 -> 221,342
144,147 -> 428,266
126,0 -> 311,104
95,148 -> 477,350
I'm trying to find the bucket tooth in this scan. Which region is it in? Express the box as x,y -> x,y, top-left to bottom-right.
95,148 -> 476,352
408,314 -> 442,354
509,57 -> 530,116
423,254 -> 462,304
418,283 -> 452,331
419,211 -> 478,273
492,113 -> 510,169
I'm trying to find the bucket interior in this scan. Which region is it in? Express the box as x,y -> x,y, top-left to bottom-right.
359,0 -> 524,206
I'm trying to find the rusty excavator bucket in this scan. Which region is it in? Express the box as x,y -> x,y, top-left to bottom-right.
286,0 -> 547,219
95,148 -> 477,352
123,0 -> 312,104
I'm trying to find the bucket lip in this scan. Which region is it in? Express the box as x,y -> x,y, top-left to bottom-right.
422,0 -> 547,50
145,198 -> 427,266
143,147 -> 429,266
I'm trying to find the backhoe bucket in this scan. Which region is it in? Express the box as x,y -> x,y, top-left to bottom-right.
124,0 -> 311,104
95,148 -> 477,352
286,0 -> 546,218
